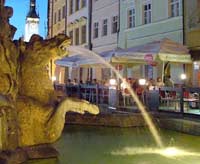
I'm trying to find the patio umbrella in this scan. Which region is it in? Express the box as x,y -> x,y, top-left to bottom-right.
113,38 -> 192,64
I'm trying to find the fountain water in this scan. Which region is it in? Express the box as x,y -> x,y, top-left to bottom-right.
65,46 -> 200,160
66,46 -> 163,148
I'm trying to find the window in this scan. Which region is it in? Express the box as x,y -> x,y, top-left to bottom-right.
75,0 -> 80,11
169,0 -> 180,17
54,12 -> 57,24
128,8 -> 135,28
69,31 -> 73,44
94,22 -> 99,38
81,0 -> 86,8
112,16 -> 118,33
81,25 -> 86,44
143,1 -> 152,24
69,0 -> 73,15
102,19 -> 108,36
62,5 -> 66,19
75,28 -> 79,45
58,9 -> 61,22
198,0 -> 200,22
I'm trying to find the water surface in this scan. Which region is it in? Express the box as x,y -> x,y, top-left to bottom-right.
30,125 -> 200,164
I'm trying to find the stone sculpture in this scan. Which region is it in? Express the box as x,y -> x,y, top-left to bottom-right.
0,0 -> 99,153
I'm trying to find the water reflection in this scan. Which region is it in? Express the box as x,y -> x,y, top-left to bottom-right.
112,147 -> 200,158
41,125 -> 200,164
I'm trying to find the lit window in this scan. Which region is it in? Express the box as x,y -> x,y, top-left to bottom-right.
112,16 -> 118,33
94,22 -> 99,38
81,25 -> 86,44
102,19 -> 108,36
169,0 -> 180,17
143,0 -> 152,24
128,8 -> 135,28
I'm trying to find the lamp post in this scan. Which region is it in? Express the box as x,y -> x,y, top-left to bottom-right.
180,73 -> 187,113
108,78 -> 117,110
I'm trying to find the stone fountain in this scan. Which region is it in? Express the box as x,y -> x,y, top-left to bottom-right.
0,1 -> 99,162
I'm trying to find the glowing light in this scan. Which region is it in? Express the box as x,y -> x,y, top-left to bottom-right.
52,76 -> 56,82
180,73 -> 186,80
111,147 -> 200,158
139,78 -> 146,85
109,79 -> 117,86
160,147 -> 181,157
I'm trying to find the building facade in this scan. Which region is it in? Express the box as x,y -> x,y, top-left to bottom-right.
24,0 -> 40,42
185,0 -> 200,86
91,0 -> 119,81
47,0 -> 195,85
67,0 -> 89,47
48,0 -> 91,83
47,0 -> 67,83
48,0 -> 67,38
66,0 -> 91,83
118,0 -> 186,83
92,0 -> 119,53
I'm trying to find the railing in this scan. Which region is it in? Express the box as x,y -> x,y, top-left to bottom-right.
55,84 -> 200,115
65,84 -> 109,105
157,87 -> 200,115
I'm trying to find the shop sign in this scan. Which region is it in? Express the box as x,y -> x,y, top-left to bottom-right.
144,54 -> 157,66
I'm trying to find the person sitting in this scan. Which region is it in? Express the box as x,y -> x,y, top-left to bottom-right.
147,78 -> 156,90
135,80 -> 144,102
72,78 -> 78,85
120,78 -> 131,106
67,79 -> 72,85
92,78 -> 98,85
164,75 -> 174,87
156,77 -> 164,88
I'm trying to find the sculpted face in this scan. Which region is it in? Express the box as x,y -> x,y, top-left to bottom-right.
44,34 -> 71,59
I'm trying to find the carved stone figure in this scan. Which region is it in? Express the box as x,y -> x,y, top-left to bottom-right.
0,1 -> 99,151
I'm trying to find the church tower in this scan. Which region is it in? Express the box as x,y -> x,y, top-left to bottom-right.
24,0 -> 39,42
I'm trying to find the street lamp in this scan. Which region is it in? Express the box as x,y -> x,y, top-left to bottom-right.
139,78 -> 146,86
52,76 -> 56,82
108,78 -> 117,110
180,73 -> 186,81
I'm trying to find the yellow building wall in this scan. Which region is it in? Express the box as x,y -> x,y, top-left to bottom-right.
187,29 -> 200,49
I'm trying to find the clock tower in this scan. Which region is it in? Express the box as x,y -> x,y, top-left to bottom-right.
24,0 -> 39,42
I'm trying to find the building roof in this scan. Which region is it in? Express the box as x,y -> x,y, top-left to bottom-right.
26,0 -> 39,19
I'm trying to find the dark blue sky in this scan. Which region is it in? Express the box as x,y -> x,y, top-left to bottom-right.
5,0 -> 47,40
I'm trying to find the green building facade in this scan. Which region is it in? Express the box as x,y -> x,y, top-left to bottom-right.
118,0 -> 187,84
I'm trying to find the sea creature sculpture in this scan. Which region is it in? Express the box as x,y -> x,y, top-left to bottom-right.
0,1 -> 99,150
